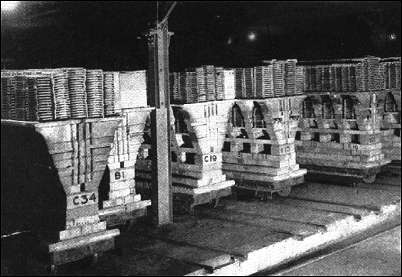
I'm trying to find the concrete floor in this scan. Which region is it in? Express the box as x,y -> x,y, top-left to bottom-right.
279,226 -> 401,276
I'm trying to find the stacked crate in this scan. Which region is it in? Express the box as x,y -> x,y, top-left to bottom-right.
222,97 -> 307,196
136,101 -> 235,213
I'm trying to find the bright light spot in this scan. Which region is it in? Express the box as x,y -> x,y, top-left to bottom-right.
227,37 -> 232,45
248,31 -> 256,41
389,33 -> 397,41
1,1 -> 19,11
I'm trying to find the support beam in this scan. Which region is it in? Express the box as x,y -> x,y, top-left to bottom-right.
146,22 -> 173,225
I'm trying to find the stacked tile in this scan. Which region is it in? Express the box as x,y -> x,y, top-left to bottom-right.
195,67 -> 207,102
382,58 -> 401,90
119,70 -> 148,109
314,66 -> 322,92
215,67 -> 224,100
6,77 -> 17,119
205,65 -> 216,101
304,66 -> 312,92
53,70 -> 71,120
244,67 -> 255,98
86,69 -> 104,118
15,76 -> 28,120
235,68 -> 245,99
223,69 -> 236,100
322,66 -> 331,92
366,56 -> 383,91
341,65 -> 349,92
26,77 -> 38,121
179,72 -> 187,103
285,60 -> 297,95
273,61 -> 286,97
349,65 -> 357,91
185,72 -> 197,104
36,74 -> 55,121
170,72 -> 182,104
1,77 -> 8,118
66,68 -> 87,119
295,66 -> 304,94
103,71 -> 117,116
254,65 -> 274,98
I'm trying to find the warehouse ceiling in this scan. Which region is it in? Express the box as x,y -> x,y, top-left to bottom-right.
1,1 -> 401,70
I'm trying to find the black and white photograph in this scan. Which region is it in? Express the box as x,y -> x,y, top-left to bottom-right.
1,1 -> 401,275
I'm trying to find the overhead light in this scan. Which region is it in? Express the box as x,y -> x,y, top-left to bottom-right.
1,1 -> 19,12
248,31 -> 256,42
389,33 -> 397,41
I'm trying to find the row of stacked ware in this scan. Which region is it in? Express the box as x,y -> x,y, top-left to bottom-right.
169,66 -> 236,104
300,56 -> 387,93
235,59 -> 304,99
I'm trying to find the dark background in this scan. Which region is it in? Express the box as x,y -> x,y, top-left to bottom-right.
1,1 -> 401,71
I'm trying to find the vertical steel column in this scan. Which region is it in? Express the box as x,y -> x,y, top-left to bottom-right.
146,22 -> 173,226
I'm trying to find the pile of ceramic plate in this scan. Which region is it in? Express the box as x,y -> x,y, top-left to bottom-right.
285,60 -> 297,96
196,67 -> 206,102
205,65 -> 216,101
295,66 -> 305,95
1,77 -> 8,118
103,71 -> 116,116
86,69 -> 104,118
26,77 -> 38,121
52,70 -> 71,119
273,61 -> 285,97
244,67 -> 254,98
36,74 -> 54,121
185,72 -> 197,104
235,68 -> 244,99
215,67 -> 224,100
67,68 -> 87,119
15,76 -> 29,120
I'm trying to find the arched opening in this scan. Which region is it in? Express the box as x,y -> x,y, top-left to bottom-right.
342,96 -> 357,119
302,97 -> 316,118
173,108 -> 189,134
252,102 -> 266,128
232,104 -> 245,127
384,92 -> 397,112
322,95 -> 335,119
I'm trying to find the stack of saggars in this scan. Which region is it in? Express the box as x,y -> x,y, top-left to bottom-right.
222,98 -> 307,197
66,67 -> 87,119
382,57 -> 401,90
103,71 -> 119,116
15,75 -> 29,120
86,69 -> 104,118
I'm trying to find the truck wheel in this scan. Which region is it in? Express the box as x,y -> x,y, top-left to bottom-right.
363,174 -> 376,184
